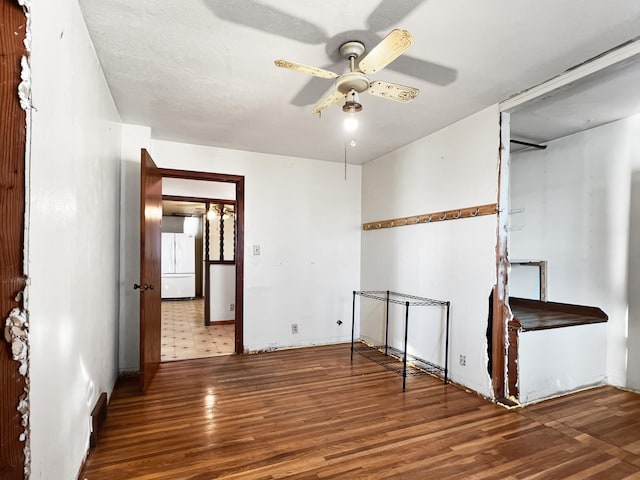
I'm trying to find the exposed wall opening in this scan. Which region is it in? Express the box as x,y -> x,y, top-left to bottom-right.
502,48 -> 640,402
159,194 -> 238,361
158,169 -> 245,355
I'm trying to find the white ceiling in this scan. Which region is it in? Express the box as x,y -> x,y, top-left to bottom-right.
510,53 -> 640,148
77,0 -> 640,165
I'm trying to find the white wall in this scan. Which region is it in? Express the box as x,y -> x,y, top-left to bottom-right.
510,114 -> 640,388
163,177 -> 236,199
629,162 -> 640,391
147,140 -> 362,352
518,324 -> 607,403
360,105 -> 501,398
210,265 -> 236,321
28,1 -> 122,478
119,124 -> 151,372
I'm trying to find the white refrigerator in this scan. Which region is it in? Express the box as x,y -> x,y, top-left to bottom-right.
161,233 -> 196,299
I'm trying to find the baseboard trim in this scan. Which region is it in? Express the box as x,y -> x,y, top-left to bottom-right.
90,392 -> 108,449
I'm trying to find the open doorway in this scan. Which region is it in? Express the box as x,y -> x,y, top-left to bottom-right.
157,171 -> 244,361
159,198 -> 237,361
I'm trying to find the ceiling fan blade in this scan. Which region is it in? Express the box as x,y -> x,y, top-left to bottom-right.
274,60 -> 338,79
359,29 -> 413,74
368,80 -> 419,102
312,91 -> 345,114
291,62 -> 344,106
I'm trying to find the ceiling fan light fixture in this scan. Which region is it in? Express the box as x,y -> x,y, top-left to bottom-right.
344,113 -> 359,132
343,89 -> 361,132
342,89 -> 362,112
342,101 -> 362,113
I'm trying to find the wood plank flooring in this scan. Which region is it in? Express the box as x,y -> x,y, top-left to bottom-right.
81,344 -> 640,479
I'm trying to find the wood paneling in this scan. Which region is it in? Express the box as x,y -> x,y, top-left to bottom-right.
0,1 -> 27,478
81,344 -> 640,479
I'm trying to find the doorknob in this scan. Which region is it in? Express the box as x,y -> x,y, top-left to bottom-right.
133,283 -> 142,290
133,283 -> 154,291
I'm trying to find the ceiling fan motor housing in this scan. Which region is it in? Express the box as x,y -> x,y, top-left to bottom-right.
336,72 -> 370,94
339,41 -> 366,59
337,41 -> 369,94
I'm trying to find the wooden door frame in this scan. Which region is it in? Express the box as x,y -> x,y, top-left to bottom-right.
159,169 -> 245,354
1,0 -> 28,476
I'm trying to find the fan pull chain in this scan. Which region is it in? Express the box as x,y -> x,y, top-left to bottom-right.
344,139 -> 347,180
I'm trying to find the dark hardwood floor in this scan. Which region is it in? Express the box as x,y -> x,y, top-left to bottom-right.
81,344 -> 640,479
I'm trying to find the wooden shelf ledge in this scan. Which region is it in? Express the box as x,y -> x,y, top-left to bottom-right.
509,297 -> 608,332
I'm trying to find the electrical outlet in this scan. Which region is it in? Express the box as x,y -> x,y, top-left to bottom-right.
229,303 -> 235,312
291,323 -> 298,334
459,354 -> 466,366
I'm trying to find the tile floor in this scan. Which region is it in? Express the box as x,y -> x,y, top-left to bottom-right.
161,298 -> 235,362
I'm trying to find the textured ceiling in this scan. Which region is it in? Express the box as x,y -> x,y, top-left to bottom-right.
78,0 -> 640,164
510,53 -> 640,147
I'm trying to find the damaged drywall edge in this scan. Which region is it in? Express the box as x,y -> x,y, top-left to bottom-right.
16,0 -> 33,477
19,54 -> 32,284
4,309 -> 28,376
17,0 -> 32,52
4,307 -> 30,477
492,111 -> 511,400
19,56 -> 31,111
17,0 -> 33,276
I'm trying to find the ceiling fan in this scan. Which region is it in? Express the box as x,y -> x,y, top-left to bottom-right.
274,29 -> 419,116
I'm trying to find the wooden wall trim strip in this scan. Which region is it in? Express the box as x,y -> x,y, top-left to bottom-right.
362,203 -> 497,231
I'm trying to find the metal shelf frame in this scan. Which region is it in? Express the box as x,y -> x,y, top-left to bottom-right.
351,290 -> 451,391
